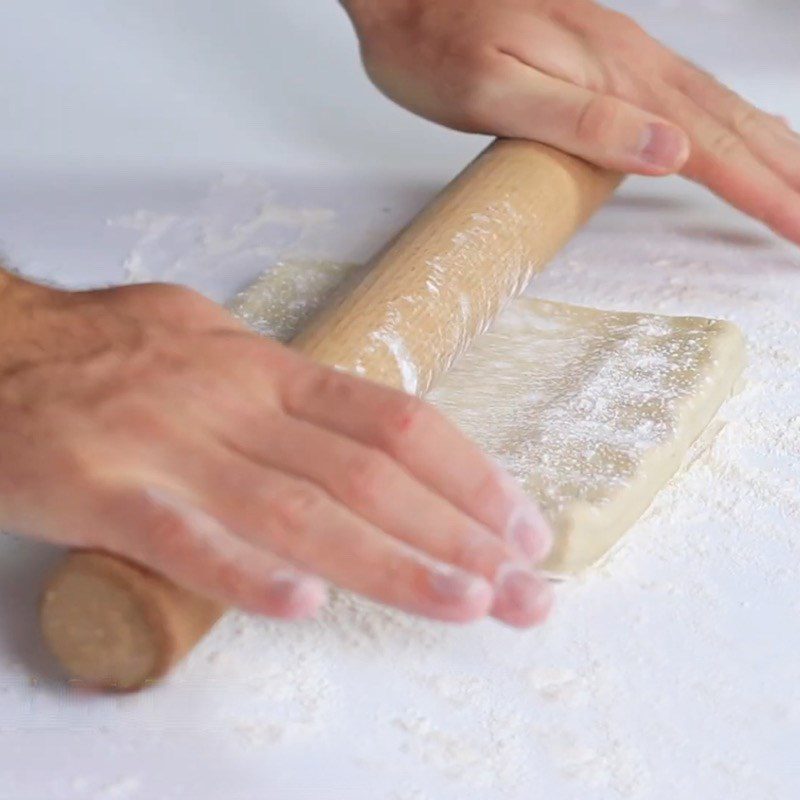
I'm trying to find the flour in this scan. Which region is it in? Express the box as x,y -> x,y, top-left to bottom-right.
232,261 -> 742,573
110,174 -> 800,800
68,775 -> 142,800
110,173 -> 336,296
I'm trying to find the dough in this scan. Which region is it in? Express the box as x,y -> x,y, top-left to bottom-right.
427,299 -> 745,572
232,262 -> 745,573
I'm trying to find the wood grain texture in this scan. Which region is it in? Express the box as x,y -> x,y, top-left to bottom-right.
39,140 -> 620,689
41,551 -> 224,690
295,139 -> 621,393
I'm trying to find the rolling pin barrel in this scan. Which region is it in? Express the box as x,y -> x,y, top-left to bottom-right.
40,140 -> 621,690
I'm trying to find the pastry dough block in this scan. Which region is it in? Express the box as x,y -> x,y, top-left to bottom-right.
232,262 -> 746,573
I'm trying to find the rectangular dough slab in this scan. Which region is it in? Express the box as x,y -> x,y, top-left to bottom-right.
232,262 -> 746,573
426,298 -> 745,572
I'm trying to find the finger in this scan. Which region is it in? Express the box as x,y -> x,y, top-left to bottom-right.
216,408 -> 549,566
282,366 -> 553,559
180,451 -> 552,628
671,95 -> 800,244
677,65 -> 800,191
99,485 -> 328,619
472,55 -> 689,175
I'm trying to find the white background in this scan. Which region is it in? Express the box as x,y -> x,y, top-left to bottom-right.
1,2 -> 799,799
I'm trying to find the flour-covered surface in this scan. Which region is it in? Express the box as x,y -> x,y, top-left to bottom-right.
1,1 -> 800,797
2,169 -> 798,800
232,265 -> 744,573
231,259 -> 365,342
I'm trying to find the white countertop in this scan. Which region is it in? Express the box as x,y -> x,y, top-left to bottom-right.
1,2 -> 799,799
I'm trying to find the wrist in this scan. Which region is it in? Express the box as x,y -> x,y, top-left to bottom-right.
0,266 -> 21,298
0,269 -> 62,362
339,0 -> 396,32
0,267 -> 50,313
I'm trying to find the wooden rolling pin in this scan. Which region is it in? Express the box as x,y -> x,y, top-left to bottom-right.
40,140 -> 621,690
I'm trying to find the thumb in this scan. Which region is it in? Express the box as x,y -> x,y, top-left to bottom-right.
481,62 -> 690,175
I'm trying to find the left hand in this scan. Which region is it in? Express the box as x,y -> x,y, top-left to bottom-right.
342,0 -> 800,245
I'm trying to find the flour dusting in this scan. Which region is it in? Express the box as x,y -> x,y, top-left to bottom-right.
102,173 -> 800,800
233,260 -> 743,572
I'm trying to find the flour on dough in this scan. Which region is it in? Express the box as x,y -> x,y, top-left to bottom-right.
231,263 -> 745,573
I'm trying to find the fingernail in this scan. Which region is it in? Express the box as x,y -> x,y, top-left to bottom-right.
429,564 -> 492,605
638,123 -> 689,170
507,505 -> 553,563
492,463 -> 554,562
492,565 -> 554,628
267,572 -> 327,618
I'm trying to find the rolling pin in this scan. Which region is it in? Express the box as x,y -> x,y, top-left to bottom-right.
40,139 -> 622,690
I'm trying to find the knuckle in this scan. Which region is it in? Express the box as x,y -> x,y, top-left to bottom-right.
732,104 -> 763,137
214,560 -> 249,602
288,366 -> 353,412
448,51 -> 505,129
575,96 -> 620,146
269,483 -> 324,535
599,9 -> 647,49
677,64 -> 717,98
340,449 -> 392,508
376,550 -> 410,591
610,11 -> 644,38
146,506 -> 194,559
378,395 -> 435,455
448,527 -> 498,573
708,129 -> 745,160
312,368 -> 355,403
217,330 -> 289,374
470,467 -> 507,518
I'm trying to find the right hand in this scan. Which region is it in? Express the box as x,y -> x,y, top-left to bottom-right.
344,0 -> 800,245
0,275 -> 554,627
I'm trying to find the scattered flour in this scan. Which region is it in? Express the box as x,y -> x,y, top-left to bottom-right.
110,173 -> 336,296
102,174 -> 800,800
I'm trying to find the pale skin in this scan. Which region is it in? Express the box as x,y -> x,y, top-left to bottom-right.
0,0 -> 797,630
342,0 -> 800,243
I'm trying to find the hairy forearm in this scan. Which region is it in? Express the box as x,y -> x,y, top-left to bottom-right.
0,265 -> 19,297
0,265 -> 42,305
0,267 -> 58,374
0,266 -> 48,312
0,267 -> 31,331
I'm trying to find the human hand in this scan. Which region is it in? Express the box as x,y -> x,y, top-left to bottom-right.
342,0 -> 800,244
0,274 -> 553,628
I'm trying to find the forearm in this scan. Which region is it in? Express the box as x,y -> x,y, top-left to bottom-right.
338,0 -> 387,33
0,265 -> 20,297
0,267 -> 32,332
0,266 -> 58,372
0,265 -> 41,304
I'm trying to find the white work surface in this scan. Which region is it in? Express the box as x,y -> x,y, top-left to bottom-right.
1,2 -> 799,799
